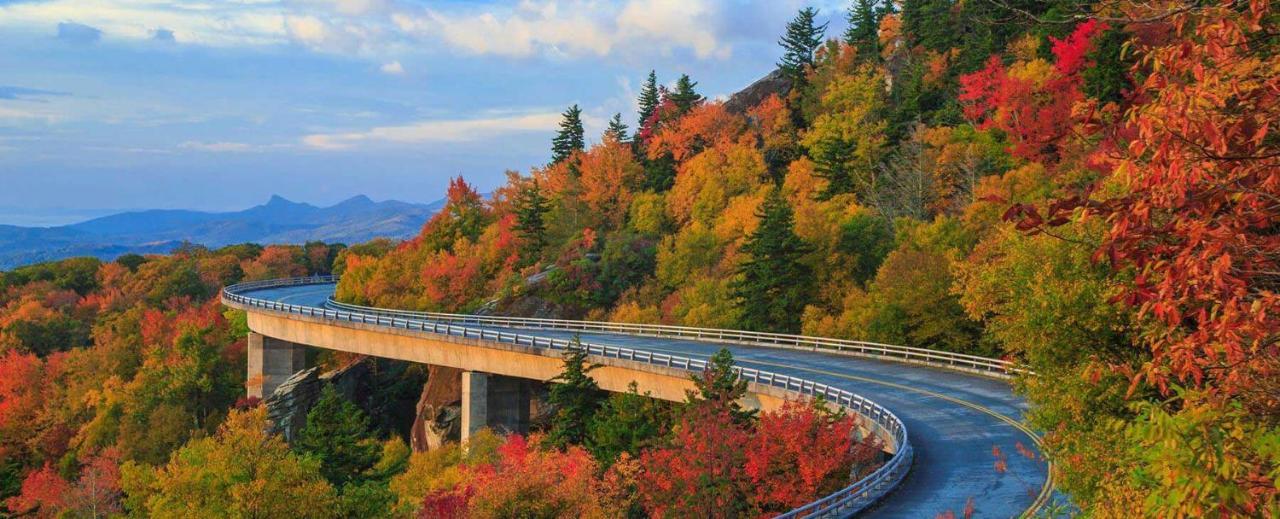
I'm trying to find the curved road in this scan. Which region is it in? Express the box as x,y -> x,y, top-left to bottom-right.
249,282 -> 1051,518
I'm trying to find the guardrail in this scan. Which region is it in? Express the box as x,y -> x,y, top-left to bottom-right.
222,276 -> 912,518
324,295 -> 1023,379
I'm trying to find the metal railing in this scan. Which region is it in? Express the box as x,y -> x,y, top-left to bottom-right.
324,297 -> 1022,379
221,276 -> 912,518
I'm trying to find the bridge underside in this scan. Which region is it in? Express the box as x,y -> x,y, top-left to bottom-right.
243,309 -> 883,447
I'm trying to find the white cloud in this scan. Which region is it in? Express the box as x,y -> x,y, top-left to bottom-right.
389,0 -> 729,60
179,140 -> 256,152
285,15 -> 330,45
0,0 -> 289,47
0,0 -> 739,60
0,105 -> 62,124
302,112 -> 570,150
617,0 -> 727,59
379,60 -> 404,75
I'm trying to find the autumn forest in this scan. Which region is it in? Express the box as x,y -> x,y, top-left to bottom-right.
2,0 -> 1278,517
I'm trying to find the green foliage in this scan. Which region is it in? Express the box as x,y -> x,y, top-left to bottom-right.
4,314 -> 89,355
837,211 -> 895,286
337,480 -> 397,519
777,7 -> 828,83
551,104 -> 585,165
843,0 -> 881,61
146,261 -> 209,304
636,70 -> 660,130
587,382 -> 671,467
688,348 -> 755,423
0,257 -> 102,295
294,385 -> 381,487
544,337 -> 606,450
956,221 -> 1147,503
640,151 -> 676,192
512,178 -> 550,263
1082,26 -> 1132,105
732,188 -> 814,333
605,113 -> 629,143
801,64 -> 887,201
115,253 -> 148,272
668,75 -> 703,115
595,232 -> 656,307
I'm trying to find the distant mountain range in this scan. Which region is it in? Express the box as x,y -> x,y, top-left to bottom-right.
0,194 -> 445,270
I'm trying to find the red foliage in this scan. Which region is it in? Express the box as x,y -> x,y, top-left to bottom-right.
6,449 -> 121,518
6,464 -> 70,517
1088,3 -> 1280,400
743,402 -> 864,511
419,488 -> 472,519
958,21 -> 1105,164
1050,19 -> 1105,76
635,409 -> 752,517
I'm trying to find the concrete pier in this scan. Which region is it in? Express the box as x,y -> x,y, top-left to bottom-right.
460,371 -> 533,442
247,332 -> 306,399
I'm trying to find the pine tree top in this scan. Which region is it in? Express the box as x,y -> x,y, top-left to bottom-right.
778,7 -> 829,80
668,74 -> 703,114
550,104 -> 585,165
637,70 -> 660,126
605,113 -> 629,143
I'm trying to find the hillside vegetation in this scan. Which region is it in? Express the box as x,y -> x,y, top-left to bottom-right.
0,0 -> 1276,517
337,1 -> 1280,515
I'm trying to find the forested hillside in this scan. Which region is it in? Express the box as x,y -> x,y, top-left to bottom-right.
336,0 -> 1280,515
0,0 -> 1276,517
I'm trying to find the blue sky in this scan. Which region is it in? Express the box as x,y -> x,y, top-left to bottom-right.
0,0 -> 849,225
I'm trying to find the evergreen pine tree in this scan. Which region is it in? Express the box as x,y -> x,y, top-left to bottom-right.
587,382 -> 670,466
544,336 -> 605,450
550,104 -> 585,165
294,385 -> 380,487
731,188 -> 815,334
604,113 -> 629,143
777,7 -> 828,83
636,70 -> 660,128
812,137 -> 859,200
687,348 -> 756,423
844,0 -> 880,61
512,178 -> 549,261
667,74 -> 703,115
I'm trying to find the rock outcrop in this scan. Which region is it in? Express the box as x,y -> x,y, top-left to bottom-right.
264,356 -> 425,442
410,365 -> 463,452
723,68 -> 793,115
264,367 -> 323,442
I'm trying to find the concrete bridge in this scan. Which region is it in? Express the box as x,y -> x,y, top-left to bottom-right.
222,277 -> 1053,518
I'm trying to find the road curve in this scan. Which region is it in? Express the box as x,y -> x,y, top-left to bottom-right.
243,282 -> 1051,518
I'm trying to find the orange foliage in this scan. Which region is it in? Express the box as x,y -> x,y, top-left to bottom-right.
577,139 -> 642,229
646,103 -> 746,163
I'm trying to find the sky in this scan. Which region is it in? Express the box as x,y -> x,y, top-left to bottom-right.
0,0 -> 851,225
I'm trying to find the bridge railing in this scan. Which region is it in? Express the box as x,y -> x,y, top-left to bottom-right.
222,276 -> 912,518
324,296 -> 1023,379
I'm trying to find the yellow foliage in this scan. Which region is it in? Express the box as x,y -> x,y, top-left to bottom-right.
607,301 -> 662,325
627,192 -> 668,236
666,141 -> 764,226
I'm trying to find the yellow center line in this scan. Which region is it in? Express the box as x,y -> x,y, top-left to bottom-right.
630,343 -> 1056,516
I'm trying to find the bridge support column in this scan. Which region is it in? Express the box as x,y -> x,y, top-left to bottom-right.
460,371 -> 532,442
247,332 -> 306,399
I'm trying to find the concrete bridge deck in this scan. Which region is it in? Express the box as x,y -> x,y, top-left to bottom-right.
232,281 -> 1052,518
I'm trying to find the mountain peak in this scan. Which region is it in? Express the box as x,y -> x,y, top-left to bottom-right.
333,194 -> 375,207
265,194 -> 295,206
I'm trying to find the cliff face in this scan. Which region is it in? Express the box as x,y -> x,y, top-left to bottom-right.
410,365 -> 463,452
264,356 -> 425,442
722,68 -> 793,115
